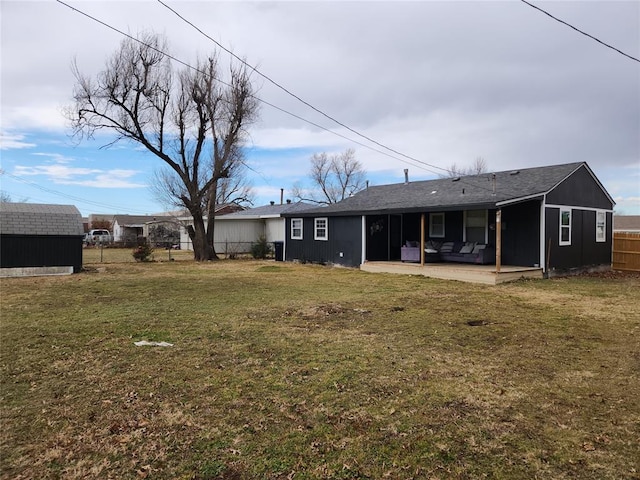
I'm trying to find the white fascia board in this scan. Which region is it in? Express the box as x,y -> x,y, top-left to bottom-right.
496,193 -> 544,207
546,203 -> 614,213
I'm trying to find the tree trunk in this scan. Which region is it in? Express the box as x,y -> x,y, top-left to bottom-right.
206,181 -> 219,260
188,212 -> 215,261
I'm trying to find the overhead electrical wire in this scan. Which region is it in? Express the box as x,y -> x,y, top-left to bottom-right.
155,0 -> 457,178
54,0 -> 505,197
520,0 -> 640,63
54,0 -> 462,180
1,170 -> 157,214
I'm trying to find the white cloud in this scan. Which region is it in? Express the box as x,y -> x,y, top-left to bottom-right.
13,156 -> 144,188
0,132 -> 36,150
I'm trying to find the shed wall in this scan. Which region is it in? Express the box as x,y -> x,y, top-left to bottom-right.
1,235 -> 83,272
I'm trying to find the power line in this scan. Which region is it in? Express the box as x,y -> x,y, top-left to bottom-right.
55,0 -> 498,195
1,170 -> 155,214
156,0 -> 454,176
154,0 -> 506,193
521,0 -> 640,63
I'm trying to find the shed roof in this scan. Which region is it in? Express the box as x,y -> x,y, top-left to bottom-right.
0,203 -> 84,236
291,162 -> 610,216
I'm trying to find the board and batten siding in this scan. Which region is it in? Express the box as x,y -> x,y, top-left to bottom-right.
546,165 -> 613,210
545,207 -> 612,272
285,216 -> 362,267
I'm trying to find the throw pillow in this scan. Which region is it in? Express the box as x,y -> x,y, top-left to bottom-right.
472,244 -> 486,254
440,242 -> 454,253
459,244 -> 474,254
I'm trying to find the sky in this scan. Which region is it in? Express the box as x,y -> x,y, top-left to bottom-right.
1,0 -> 639,217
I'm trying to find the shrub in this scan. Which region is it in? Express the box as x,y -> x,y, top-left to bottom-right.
132,243 -> 154,262
250,235 -> 272,259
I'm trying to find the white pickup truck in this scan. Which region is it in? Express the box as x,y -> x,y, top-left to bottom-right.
84,229 -> 113,245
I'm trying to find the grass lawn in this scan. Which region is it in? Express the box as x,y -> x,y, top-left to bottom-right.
1,260 -> 639,479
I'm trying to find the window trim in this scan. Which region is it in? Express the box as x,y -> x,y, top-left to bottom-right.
463,209 -> 488,244
595,210 -> 606,243
314,217 -> 328,241
559,208 -> 572,246
291,218 -> 303,240
429,212 -> 445,238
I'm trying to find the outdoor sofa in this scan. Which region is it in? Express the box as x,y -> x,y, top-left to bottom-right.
401,240 -> 496,265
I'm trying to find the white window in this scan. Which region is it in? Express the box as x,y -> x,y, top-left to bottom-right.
314,217 -> 328,241
596,211 -> 606,243
559,208 -> 571,246
291,218 -> 303,240
429,212 -> 445,238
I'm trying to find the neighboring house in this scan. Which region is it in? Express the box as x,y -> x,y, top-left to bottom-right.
179,201 -> 313,255
0,203 -> 84,276
613,215 -> 640,233
112,214 -> 174,245
283,162 -> 615,277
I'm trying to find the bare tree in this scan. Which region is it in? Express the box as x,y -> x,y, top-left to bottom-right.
442,157 -> 488,178
293,148 -> 366,204
67,32 -> 259,261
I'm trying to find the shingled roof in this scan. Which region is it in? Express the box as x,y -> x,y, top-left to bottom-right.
0,203 -> 84,236
219,201 -> 315,219
293,162 -> 603,216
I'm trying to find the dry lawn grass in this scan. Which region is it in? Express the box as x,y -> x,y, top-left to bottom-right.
1,261 -> 639,479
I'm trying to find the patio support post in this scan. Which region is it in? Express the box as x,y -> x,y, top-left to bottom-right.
496,209 -> 502,272
420,213 -> 425,266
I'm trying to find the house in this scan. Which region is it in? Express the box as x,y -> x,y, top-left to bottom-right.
178,201 -> 313,256
112,214 -> 175,245
0,203 -> 84,276
614,215 -> 640,233
283,162 -> 615,278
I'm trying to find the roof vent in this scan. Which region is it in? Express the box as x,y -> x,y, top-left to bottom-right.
510,170 -> 520,175
270,201 -> 275,206
452,177 -> 460,182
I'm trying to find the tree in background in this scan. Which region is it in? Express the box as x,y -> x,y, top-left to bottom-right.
293,149 -> 367,204
90,219 -> 113,232
442,157 -> 488,178
68,32 -> 259,261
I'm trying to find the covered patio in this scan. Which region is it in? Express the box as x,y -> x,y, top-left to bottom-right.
360,261 -> 543,285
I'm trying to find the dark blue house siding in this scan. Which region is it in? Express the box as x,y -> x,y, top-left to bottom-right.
501,201 -> 541,267
545,208 -> 612,272
286,216 -> 362,267
547,165 -> 612,210
1,235 -> 84,272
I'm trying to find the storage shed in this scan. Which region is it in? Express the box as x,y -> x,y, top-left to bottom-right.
0,203 -> 84,276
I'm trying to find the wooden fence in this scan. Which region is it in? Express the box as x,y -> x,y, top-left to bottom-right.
613,232 -> 640,272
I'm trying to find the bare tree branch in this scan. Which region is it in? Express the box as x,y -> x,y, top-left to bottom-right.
67,32 -> 259,261
295,148 -> 366,204
441,157 -> 489,178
